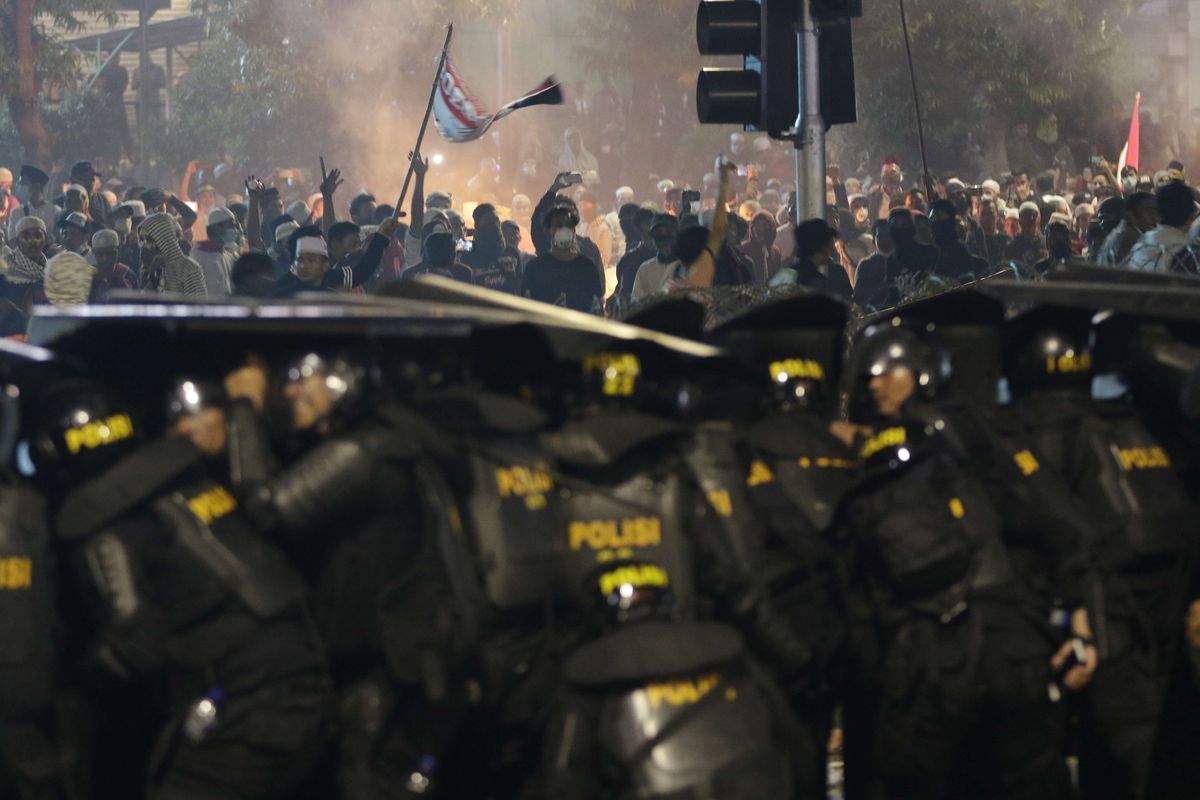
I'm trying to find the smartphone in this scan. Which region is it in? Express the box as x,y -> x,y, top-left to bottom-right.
1089,156 -> 1103,167
565,173 -> 584,186
681,190 -> 701,214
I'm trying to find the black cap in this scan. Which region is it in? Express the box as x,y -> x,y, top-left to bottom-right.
648,213 -> 679,235
794,218 -> 838,254
1096,196 -> 1125,222
69,160 -> 97,178
141,187 -> 167,208
19,165 -> 49,186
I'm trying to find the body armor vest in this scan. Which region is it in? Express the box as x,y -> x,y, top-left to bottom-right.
58,439 -> 307,677
0,484 -> 55,716
1011,395 -> 1196,575
848,423 -> 1015,623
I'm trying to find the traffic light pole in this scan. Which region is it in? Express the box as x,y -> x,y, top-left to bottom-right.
794,0 -> 826,224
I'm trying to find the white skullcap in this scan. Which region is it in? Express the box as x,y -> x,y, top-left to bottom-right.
294,235 -> 328,258
91,229 -> 120,249
981,179 -> 1001,196
207,206 -> 235,226
1019,201 -> 1040,215
0,168 -> 12,185
122,200 -> 146,218
15,216 -> 46,236
274,221 -> 300,243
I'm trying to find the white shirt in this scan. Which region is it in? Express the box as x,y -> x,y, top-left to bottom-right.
7,202 -> 62,242
631,257 -> 680,303
1123,224 -> 1191,272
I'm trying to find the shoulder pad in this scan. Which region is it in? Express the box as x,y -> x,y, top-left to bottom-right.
56,437 -> 200,540
542,413 -> 683,467
564,620 -> 743,687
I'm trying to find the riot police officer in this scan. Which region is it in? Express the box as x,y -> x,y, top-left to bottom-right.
998,306 -> 1200,800
224,351 -> 453,799
704,293 -> 857,797
838,320 -> 1097,799
529,336 -> 803,797
26,377 -> 329,800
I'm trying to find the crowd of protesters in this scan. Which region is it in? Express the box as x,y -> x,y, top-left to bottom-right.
4,88 -> 1200,330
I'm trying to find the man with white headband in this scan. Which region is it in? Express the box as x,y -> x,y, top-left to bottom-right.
274,216 -> 397,297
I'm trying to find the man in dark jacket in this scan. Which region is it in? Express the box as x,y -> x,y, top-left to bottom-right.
929,200 -> 988,282
1095,192 -> 1157,266
463,203 -> 521,294
274,220 -> 394,297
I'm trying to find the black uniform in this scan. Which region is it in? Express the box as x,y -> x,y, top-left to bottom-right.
535,403 -> 799,799
54,436 -> 329,800
839,419 -> 1077,799
704,294 -> 857,797
229,401 -> 451,800
997,310 -> 1200,800
837,320 -> 1095,800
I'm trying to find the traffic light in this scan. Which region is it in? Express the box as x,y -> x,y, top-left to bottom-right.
695,0 -> 799,136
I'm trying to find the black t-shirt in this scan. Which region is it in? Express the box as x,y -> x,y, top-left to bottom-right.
520,253 -> 603,313
464,243 -> 522,294
1003,235 -> 1048,274
402,261 -> 474,283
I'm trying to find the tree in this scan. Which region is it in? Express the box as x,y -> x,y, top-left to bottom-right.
834,0 -> 1143,177
0,0 -> 116,163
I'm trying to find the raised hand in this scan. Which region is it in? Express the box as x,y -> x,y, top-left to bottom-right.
410,151 -> 430,178
320,167 -> 344,198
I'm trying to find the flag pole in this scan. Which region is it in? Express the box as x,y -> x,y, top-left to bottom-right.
896,0 -> 933,199
392,23 -> 454,222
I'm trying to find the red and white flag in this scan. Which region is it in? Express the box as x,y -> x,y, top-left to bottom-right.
433,54 -> 562,143
1118,91 -> 1141,175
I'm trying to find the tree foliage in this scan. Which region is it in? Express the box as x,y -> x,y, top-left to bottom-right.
0,0 -> 117,97
835,0 -> 1142,173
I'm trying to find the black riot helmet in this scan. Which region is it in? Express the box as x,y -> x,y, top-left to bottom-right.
1004,306 -> 1094,398
847,320 -> 951,423
165,377 -> 226,425
586,560 -> 675,629
25,379 -> 142,488
276,351 -> 368,433
707,292 -> 848,416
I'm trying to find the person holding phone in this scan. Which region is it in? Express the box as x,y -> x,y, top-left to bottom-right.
519,204 -> 603,314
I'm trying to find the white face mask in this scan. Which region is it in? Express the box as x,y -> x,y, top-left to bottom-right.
552,227 -> 576,249
112,218 -> 132,236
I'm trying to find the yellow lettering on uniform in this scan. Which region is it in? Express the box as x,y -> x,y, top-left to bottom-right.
598,563 -> 670,596
861,427 -> 906,460
0,557 -> 32,590
768,359 -> 825,384
583,353 -> 641,397
645,673 -> 723,709
1046,352 -> 1092,375
949,498 -> 966,519
746,460 -> 775,487
1118,446 -> 1171,471
63,414 -> 134,455
1013,450 -> 1040,476
494,464 -> 554,499
569,518 -> 662,552
187,487 -> 238,524
707,489 -> 733,518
